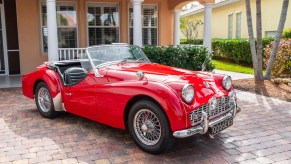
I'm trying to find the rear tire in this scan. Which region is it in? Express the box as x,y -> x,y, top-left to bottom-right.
35,82 -> 57,119
128,100 -> 173,154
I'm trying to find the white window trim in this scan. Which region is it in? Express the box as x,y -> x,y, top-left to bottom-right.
128,4 -> 159,46
40,1 -> 79,53
236,12 -> 242,39
86,2 -> 120,46
228,13 -> 233,39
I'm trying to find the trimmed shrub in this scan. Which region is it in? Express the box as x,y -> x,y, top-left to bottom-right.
143,45 -> 215,71
263,39 -> 291,78
212,38 -> 274,65
283,28 -> 291,39
180,39 -> 203,45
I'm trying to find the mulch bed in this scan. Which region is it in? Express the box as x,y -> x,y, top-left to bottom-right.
233,78 -> 291,102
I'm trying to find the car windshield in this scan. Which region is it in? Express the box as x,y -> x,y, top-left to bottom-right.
86,45 -> 151,68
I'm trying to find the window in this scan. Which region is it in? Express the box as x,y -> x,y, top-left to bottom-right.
265,31 -> 276,38
41,2 -> 78,52
87,4 -> 119,46
129,5 -> 158,46
228,14 -> 233,39
236,12 -> 242,38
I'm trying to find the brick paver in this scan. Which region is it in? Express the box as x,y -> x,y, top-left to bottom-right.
0,88 -> 291,164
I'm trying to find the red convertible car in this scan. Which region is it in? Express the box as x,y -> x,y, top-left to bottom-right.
22,45 -> 241,154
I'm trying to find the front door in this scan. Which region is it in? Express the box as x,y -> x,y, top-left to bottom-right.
0,5 -> 7,75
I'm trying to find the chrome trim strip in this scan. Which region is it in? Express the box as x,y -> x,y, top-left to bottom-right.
173,106 -> 241,138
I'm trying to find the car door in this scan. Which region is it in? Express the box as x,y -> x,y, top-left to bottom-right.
63,70 -> 109,120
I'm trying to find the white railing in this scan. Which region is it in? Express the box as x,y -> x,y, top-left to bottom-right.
58,48 -> 86,61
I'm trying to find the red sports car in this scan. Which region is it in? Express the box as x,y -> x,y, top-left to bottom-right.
22,45 -> 241,154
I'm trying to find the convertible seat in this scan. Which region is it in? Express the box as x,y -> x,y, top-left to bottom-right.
64,67 -> 88,85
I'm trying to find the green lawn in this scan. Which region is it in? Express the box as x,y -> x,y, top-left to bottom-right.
212,59 -> 255,74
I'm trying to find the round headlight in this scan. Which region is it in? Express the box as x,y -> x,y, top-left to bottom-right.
222,76 -> 232,91
182,84 -> 194,103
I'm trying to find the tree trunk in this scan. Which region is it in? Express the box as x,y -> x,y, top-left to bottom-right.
264,0 -> 289,80
256,0 -> 264,80
245,0 -> 262,80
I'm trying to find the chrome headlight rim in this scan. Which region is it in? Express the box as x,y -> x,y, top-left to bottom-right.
222,75 -> 232,91
182,84 -> 195,104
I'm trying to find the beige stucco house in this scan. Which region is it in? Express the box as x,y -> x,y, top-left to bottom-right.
181,0 -> 291,39
0,0 -> 216,76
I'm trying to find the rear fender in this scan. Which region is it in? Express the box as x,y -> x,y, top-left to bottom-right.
22,68 -> 64,111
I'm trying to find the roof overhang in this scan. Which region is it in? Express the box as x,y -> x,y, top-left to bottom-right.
181,0 -> 240,17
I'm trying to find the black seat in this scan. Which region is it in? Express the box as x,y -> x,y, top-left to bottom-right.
63,67 -> 88,85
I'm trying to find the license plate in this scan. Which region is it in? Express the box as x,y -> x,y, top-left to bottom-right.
210,118 -> 233,136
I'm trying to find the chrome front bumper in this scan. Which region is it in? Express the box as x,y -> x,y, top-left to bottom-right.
173,106 -> 241,138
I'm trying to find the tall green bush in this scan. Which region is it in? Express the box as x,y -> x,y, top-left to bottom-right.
142,46 -> 214,71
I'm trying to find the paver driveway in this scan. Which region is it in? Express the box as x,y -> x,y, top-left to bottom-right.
0,88 -> 291,164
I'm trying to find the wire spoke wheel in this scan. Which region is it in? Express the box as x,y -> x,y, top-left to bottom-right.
133,109 -> 162,146
37,87 -> 52,113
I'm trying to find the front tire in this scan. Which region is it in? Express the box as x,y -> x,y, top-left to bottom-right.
35,82 -> 56,119
128,100 -> 173,154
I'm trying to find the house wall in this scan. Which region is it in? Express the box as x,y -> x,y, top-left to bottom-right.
16,0 -> 174,74
182,0 -> 291,39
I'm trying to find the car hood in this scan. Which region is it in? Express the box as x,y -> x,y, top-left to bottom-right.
106,62 -> 213,82
105,63 -> 226,101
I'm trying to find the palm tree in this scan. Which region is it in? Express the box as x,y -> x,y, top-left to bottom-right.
256,0 -> 263,80
245,0 -> 289,80
264,0 -> 290,79
245,0 -> 263,80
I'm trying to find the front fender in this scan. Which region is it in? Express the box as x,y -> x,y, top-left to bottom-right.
108,80 -> 187,132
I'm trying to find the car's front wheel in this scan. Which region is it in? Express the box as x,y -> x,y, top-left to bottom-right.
35,82 -> 57,119
128,100 -> 173,154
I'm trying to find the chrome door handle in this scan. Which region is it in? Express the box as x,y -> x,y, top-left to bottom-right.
66,93 -> 72,96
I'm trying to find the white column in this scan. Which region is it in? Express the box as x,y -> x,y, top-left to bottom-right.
147,17 -> 152,45
203,4 -> 212,52
173,9 -> 181,46
132,0 -> 144,47
47,0 -> 59,61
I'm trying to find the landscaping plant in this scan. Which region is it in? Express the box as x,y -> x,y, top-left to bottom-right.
180,18 -> 203,44
143,46 -> 214,71
283,28 -> 291,39
264,39 -> 291,78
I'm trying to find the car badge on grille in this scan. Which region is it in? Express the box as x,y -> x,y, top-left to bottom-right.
204,82 -> 210,89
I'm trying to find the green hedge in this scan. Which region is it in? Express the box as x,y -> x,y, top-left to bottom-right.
180,39 -> 203,45
212,38 -> 274,64
180,38 -> 274,65
142,46 -> 215,71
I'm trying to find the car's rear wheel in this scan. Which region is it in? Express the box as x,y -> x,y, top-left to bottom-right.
128,100 -> 173,154
35,82 -> 56,119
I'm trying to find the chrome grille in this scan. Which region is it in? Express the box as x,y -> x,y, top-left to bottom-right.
189,96 -> 232,126
189,105 -> 207,126
207,97 -> 231,119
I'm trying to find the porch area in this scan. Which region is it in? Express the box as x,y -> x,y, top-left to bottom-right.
15,0 -> 215,75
